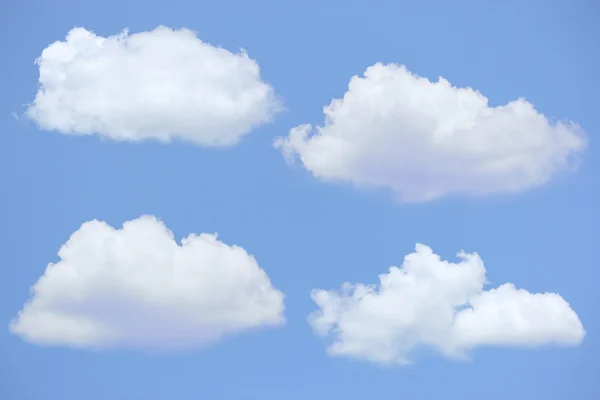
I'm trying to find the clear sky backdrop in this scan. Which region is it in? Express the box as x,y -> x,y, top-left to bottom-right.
1,0 -> 599,399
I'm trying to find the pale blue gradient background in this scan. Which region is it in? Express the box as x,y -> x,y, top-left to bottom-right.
1,0 -> 598,399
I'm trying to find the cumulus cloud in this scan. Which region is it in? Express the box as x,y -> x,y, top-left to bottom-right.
10,216 -> 285,350
309,244 -> 584,365
26,26 -> 281,146
275,63 -> 586,202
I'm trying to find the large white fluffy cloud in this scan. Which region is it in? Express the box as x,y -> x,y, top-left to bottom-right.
275,63 -> 586,202
10,216 -> 285,349
309,244 -> 584,365
26,26 -> 281,146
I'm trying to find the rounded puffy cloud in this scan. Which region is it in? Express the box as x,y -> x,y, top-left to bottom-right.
275,63 -> 586,202
10,216 -> 285,350
26,26 -> 281,146
309,244 -> 584,365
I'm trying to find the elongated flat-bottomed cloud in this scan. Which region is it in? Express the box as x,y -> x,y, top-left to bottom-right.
309,244 -> 584,365
10,216 -> 285,350
275,63 -> 586,202
26,26 -> 281,146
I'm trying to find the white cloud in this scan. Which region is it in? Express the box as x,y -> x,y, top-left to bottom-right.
10,216 -> 285,350
26,26 -> 281,146
309,244 -> 584,365
275,63 -> 586,202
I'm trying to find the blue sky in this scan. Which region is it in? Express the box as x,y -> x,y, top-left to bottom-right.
1,0 -> 599,399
